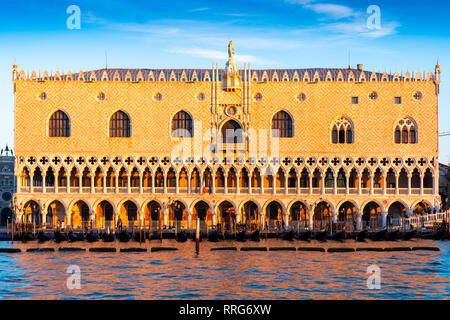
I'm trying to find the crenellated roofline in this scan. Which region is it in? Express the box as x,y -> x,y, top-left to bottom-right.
12,66 -> 440,83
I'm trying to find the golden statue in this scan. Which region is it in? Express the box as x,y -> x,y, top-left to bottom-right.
228,41 -> 234,60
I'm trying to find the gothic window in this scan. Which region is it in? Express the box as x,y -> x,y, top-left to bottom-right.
394,117 -> 417,144
172,111 -> 193,138
49,110 -> 70,137
110,111 -> 131,137
272,111 -> 293,138
331,117 -> 354,144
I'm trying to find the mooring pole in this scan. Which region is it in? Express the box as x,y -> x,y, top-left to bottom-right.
196,217 -> 200,254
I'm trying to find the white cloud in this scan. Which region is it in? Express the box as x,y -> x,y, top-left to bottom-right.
307,3 -> 356,19
167,48 -> 260,63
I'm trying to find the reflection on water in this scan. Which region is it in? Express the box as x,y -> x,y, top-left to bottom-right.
0,240 -> 449,299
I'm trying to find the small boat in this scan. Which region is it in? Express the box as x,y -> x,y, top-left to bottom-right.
297,231 -> 312,241
356,230 -> 368,242
387,230 -> 401,241
207,230 -> 221,242
132,232 -> 145,242
249,230 -> 260,242
330,231 -> 345,242
176,231 -> 188,243
371,229 -> 388,241
117,231 -> 131,242
21,233 -> 36,243
0,234 -> 10,241
281,230 -> 295,241
86,231 -> 100,243
236,231 -> 247,242
37,231 -> 52,243
313,231 -> 327,242
68,231 -> 84,242
54,231 -> 68,243
102,232 -> 115,243
420,231 -> 436,240
401,230 -> 417,241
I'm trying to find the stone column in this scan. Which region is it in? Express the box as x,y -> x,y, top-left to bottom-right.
162,207 -> 168,228
420,173 -> 424,196
55,173 -> 59,194
127,175 -> 131,194
356,215 -> 362,231
42,173 -> 47,193
90,212 -> 96,229
91,175 -> 95,194
78,174 -> 82,194
407,173 -> 412,196
187,211 -> 192,230
320,174 -> 325,194
395,174 -> 399,195
358,172 -> 362,195
381,211 -> 388,228
30,174 -> 34,193
345,174 -> 349,195
309,175 -> 312,194
284,175 -> 288,195
370,173 -> 374,195
283,213 -> 289,229
224,173 -> 228,194
187,174 -> 191,194
211,208 -> 217,227
236,174 -> 240,194
383,173 -> 387,195
103,174 -> 107,194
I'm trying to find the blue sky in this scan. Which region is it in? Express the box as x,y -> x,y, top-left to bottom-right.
0,0 -> 449,161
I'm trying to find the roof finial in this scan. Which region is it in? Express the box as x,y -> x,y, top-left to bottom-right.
228,41 -> 234,60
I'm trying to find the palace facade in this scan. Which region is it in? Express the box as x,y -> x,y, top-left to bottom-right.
12,43 -> 442,232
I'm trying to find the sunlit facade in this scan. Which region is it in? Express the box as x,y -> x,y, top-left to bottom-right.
13,43 -> 442,232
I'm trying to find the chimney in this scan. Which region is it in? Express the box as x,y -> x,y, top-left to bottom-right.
357,64 -> 363,71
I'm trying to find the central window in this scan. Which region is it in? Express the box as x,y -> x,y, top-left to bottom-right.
172,111 -> 193,138
271,111 -> 293,138
110,111 -> 131,137
49,110 -> 70,137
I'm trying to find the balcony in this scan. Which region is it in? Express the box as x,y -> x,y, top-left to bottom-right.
386,188 -> 396,195
263,188 -> 272,194
348,188 -> 358,195
337,188 -> 346,195
95,187 -> 103,193
240,188 -> 249,194
288,188 -> 297,194
411,188 -> 420,195
373,188 -> 383,195
300,188 -> 309,194
142,187 -> 152,193
399,188 -> 408,195
130,187 -> 140,193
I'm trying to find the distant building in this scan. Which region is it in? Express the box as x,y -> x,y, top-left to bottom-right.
439,163 -> 449,211
0,146 -> 15,225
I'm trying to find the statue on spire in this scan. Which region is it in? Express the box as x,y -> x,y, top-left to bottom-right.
228,41 -> 234,60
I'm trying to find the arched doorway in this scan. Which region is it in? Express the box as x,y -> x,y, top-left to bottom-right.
96,200 -> 114,230
193,201 -> 210,233
47,200 -> 66,228
242,201 -> 260,231
120,200 -> 138,228
265,201 -> 283,231
146,201 -> 162,231
362,201 -> 382,231
23,200 -> 41,226
170,200 -> 186,231
387,201 -> 406,227
218,201 -> 235,233
71,200 -> 90,230
413,201 -> 431,216
337,201 -> 358,231
290,201 -> 308,231
313,201 -> 332,231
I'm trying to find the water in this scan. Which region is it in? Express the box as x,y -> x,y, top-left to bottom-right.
0,239 -> 449,299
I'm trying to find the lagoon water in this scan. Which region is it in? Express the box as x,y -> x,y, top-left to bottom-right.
0,239 -> 449,299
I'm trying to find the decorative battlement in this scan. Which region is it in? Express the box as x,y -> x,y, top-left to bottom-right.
11,64 -> 442,85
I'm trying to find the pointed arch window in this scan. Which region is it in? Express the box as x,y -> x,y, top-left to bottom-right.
331,117 -> 354,144
110,111 -> 131,137
394,117 -> 417,144
272,111 -> 293,138
172,111 -> 193,138
49,110 -> 70,137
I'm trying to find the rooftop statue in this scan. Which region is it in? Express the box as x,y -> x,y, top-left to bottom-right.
228,41 -> 234,60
